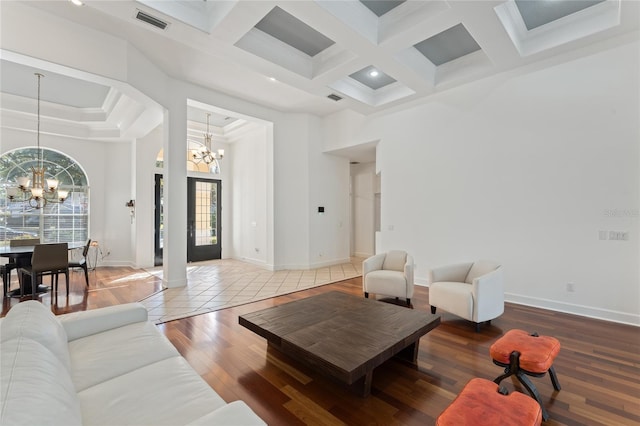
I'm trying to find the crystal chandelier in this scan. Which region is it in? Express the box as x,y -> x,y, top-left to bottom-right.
191,113 -> 224,172
6,73 -> 68,209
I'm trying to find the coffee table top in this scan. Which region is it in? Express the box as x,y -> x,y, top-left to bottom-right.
239,291 -> 440,384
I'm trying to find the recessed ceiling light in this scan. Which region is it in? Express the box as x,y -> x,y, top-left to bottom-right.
70,0 -> 83,6
269,77 -> 277,82
369,70 -> 379,77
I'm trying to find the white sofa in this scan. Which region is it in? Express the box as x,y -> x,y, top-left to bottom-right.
0,301 -> 266,426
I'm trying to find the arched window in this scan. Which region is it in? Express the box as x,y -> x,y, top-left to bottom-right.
0,148 -> 89,243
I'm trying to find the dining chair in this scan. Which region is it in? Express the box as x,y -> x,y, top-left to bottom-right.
69,239 -> 91,286
19,243 -> 70,298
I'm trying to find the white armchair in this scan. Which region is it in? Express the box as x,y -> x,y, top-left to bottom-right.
427,260 -> 503,332
363,250 -> 414,306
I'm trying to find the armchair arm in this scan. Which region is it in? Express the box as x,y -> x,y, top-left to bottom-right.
404,254 -> 415,298
59,302 -> 148,341
427,262 -> 473,284
471,267 -> 504,322
363,253 -> 386,276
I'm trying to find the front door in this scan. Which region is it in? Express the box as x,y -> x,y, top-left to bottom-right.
154,174 -> 163,266
187,177 -> 221,262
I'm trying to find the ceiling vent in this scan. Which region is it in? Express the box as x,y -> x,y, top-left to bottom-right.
135,10 -> 169,30
327,93 -> 343,101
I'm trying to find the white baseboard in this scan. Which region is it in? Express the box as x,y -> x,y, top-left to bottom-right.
98,260 -> 135,268
354,252 -> 372,259
416,282 -> 638,326
233,256 -> 273,270
505,293 -> 640,327
275,258 -> 353,271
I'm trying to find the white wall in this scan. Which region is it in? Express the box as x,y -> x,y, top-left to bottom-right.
307,115 -> 351,267
351,162 -> 376,257
324,39 -> 640,325
230,123 -> 269,265
134,125 -> 163,268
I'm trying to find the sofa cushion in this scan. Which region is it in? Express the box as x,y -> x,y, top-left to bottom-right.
1,337 -> 82,425
465,260 -> 499,284
186,401 -> 266,425
77,356 -> 227,425
0,300 -> 71,372
382,250 -> 407,271
68,320 -> 180,391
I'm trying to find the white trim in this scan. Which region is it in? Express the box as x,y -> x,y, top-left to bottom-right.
505,293 -> 640,327
419,282 -> 639,326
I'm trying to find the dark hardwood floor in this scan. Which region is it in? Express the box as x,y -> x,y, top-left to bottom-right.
2,267 -> 639,425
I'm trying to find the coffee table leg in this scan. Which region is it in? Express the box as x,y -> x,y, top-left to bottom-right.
397,341 -> 419,364
358,371 -> 373,397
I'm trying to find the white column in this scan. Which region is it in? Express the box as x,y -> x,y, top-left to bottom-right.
162,84 -> 188,288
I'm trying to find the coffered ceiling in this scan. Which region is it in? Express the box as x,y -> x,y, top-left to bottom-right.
0,0 -> 638,143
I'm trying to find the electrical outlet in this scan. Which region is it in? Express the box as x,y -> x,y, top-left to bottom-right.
566,282 -> 575,292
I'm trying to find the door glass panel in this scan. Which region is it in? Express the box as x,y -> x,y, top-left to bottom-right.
194,181 -> 217,246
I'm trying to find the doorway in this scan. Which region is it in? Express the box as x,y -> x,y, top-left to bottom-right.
187,177 -> 221,262
154,174 -> 163,266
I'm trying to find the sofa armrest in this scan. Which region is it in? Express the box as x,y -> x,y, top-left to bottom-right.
59,303 -> 148,341
471,267 -> 504,322
186,401 -> 266,425
427,262 -> 474,284
363,253 -> 385,276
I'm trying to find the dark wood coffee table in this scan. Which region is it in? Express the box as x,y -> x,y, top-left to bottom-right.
239,291 -> 440,396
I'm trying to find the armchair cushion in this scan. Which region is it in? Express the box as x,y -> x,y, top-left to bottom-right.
382,250 -> 407,271
364,270 -> 408,296
429,282 -> 474,320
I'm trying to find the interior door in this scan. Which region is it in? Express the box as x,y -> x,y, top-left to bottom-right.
187,177 -> 221,262
154,174 -> 163,266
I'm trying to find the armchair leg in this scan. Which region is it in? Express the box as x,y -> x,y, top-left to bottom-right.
364,292 -> 369,299
475,322 -> 481,333
406,298 -> 411,307
430,306 -> 436,314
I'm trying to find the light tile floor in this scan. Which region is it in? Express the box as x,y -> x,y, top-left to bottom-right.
140,258 -> 363,324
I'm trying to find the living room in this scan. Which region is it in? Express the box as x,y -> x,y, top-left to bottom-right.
0,0 -> 638,424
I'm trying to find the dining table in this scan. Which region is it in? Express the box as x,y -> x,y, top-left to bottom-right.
0,242 -> 84,297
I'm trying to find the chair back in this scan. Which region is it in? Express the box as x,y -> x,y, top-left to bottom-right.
31,243 -> 68,273
10,238 -> 40,247
82,239 -> 92,258
382,250 -> 407,271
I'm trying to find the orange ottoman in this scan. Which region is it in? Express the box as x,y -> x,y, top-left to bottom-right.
490,330 -> 561,421
436,378 -> 542,426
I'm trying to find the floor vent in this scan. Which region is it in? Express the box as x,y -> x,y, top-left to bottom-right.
327,93 -> 343,101
136,10 -> 169,30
